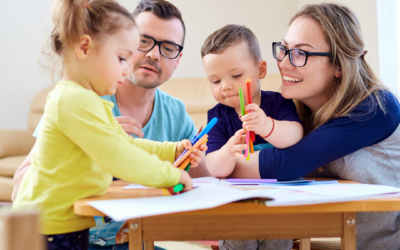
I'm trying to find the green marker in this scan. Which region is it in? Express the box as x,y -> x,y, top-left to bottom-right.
173,183 -> 184,193
239,88 -> 245,116
172,164 -> 190,194
184,163 -> 191,172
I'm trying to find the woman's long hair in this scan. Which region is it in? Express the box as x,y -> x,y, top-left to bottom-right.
291,4 -> 387,134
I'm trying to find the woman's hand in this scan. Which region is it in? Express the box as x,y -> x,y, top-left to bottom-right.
241,103 -> 272,138
176,139 -> 208,168
115,116 -> 144,138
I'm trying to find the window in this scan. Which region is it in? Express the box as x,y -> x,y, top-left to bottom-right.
377,0 -> 399,94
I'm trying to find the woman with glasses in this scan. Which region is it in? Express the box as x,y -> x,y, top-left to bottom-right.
232,3 -> 400,249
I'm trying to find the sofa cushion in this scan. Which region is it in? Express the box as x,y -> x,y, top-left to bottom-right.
159,77 -> 218,114
0,130 -> 36,158
0,176 -> 13,201
28,86 -> 54,134
0,155 -> 26,177
160,74 -> 283,129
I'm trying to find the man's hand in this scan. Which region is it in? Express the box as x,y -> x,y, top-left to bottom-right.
176,139 -> 208,168
115,116 -> 144,138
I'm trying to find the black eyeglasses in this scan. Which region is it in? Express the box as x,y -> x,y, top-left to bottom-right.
138,35 -> 183,59
272,42 -> 332,67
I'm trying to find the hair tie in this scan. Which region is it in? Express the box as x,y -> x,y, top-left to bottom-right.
360,50 -> 368,59
82,2 -> 88,8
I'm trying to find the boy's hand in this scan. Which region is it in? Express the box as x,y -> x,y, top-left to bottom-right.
225,129 -> 247,159
176,140 -> 208,168
241,103 -> 270,137
178,169 -> 193,191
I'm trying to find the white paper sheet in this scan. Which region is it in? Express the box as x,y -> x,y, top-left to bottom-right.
122,177 -> 312,189
88,183 -> 400,221
265,183 -> 400,206
192,177 -> 220,187
122,177 -> 220,189
121,183 -> 154,189
88,185 -> 263,221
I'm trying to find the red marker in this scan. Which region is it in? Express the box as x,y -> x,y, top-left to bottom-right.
246,79 -> 256,142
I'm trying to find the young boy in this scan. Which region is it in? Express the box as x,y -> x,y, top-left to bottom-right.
202,24 -> 303,178
201,24 -> 302,250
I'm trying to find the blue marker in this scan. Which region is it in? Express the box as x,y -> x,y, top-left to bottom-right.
192,117 -> 218,145
175,117 -> 218,163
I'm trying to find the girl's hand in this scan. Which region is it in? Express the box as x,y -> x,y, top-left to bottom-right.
178,169 -> 193,191
225,129 -> 247,159
176,140 -> 208,168
241,103 -> 271,138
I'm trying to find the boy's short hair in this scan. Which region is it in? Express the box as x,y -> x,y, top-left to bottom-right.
201,25 -> 262,64
133,0 -> 186,46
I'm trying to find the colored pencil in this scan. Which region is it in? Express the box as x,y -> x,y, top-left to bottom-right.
245,131 -> 250,160
240,87 -> 250,159
239,88 -> 246,116
246,79 -> 256,143
249,139 -> 254,153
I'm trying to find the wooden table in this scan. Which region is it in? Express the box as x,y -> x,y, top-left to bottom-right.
74,179 -> 400,250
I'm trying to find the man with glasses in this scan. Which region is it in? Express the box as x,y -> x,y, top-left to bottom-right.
89,1 -> 208,249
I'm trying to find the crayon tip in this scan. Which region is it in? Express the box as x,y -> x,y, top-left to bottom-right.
173,183 -> 184,193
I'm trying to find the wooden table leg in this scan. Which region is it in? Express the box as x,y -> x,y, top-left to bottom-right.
129,218 -> 143,250
341,212 -> 356,250
299,238 -> 310,250
144,241 -> 154,250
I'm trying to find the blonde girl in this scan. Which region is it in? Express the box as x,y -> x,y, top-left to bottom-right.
12,0 -> 203,249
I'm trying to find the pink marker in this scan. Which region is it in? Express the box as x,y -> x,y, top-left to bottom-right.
244,131 -> 250,157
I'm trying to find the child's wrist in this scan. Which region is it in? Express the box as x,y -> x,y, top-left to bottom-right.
222,143 -> 237,161
261,117 -> 275,138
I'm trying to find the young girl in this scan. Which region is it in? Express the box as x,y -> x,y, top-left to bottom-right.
12,0 -> 204,249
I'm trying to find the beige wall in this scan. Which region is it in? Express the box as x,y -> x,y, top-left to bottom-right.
0,0 -> 380,129
119,0 -> 297,78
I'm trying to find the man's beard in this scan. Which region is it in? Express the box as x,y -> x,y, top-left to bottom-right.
128,59 -> 162,89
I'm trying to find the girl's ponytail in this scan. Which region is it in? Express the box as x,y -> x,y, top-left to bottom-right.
50,0 -> 135,55
51,0 -> 89,54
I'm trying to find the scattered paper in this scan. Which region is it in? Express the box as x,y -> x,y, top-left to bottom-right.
192,177 -> 220,187
88,183 -> 400,221
121,183 -> 154,190
122,177 -> 313,189
122,177 -> 220,190
89,185 -> 263,221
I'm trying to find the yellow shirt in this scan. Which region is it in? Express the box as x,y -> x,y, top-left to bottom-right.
13,81 -> 181,235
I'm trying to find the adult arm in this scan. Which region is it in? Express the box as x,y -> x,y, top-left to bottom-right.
240,93 -> 400,180
12,143 -> 35,201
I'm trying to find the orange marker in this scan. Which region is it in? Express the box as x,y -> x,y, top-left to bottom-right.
249,139 -> 254,153
172,134 -> 208,168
